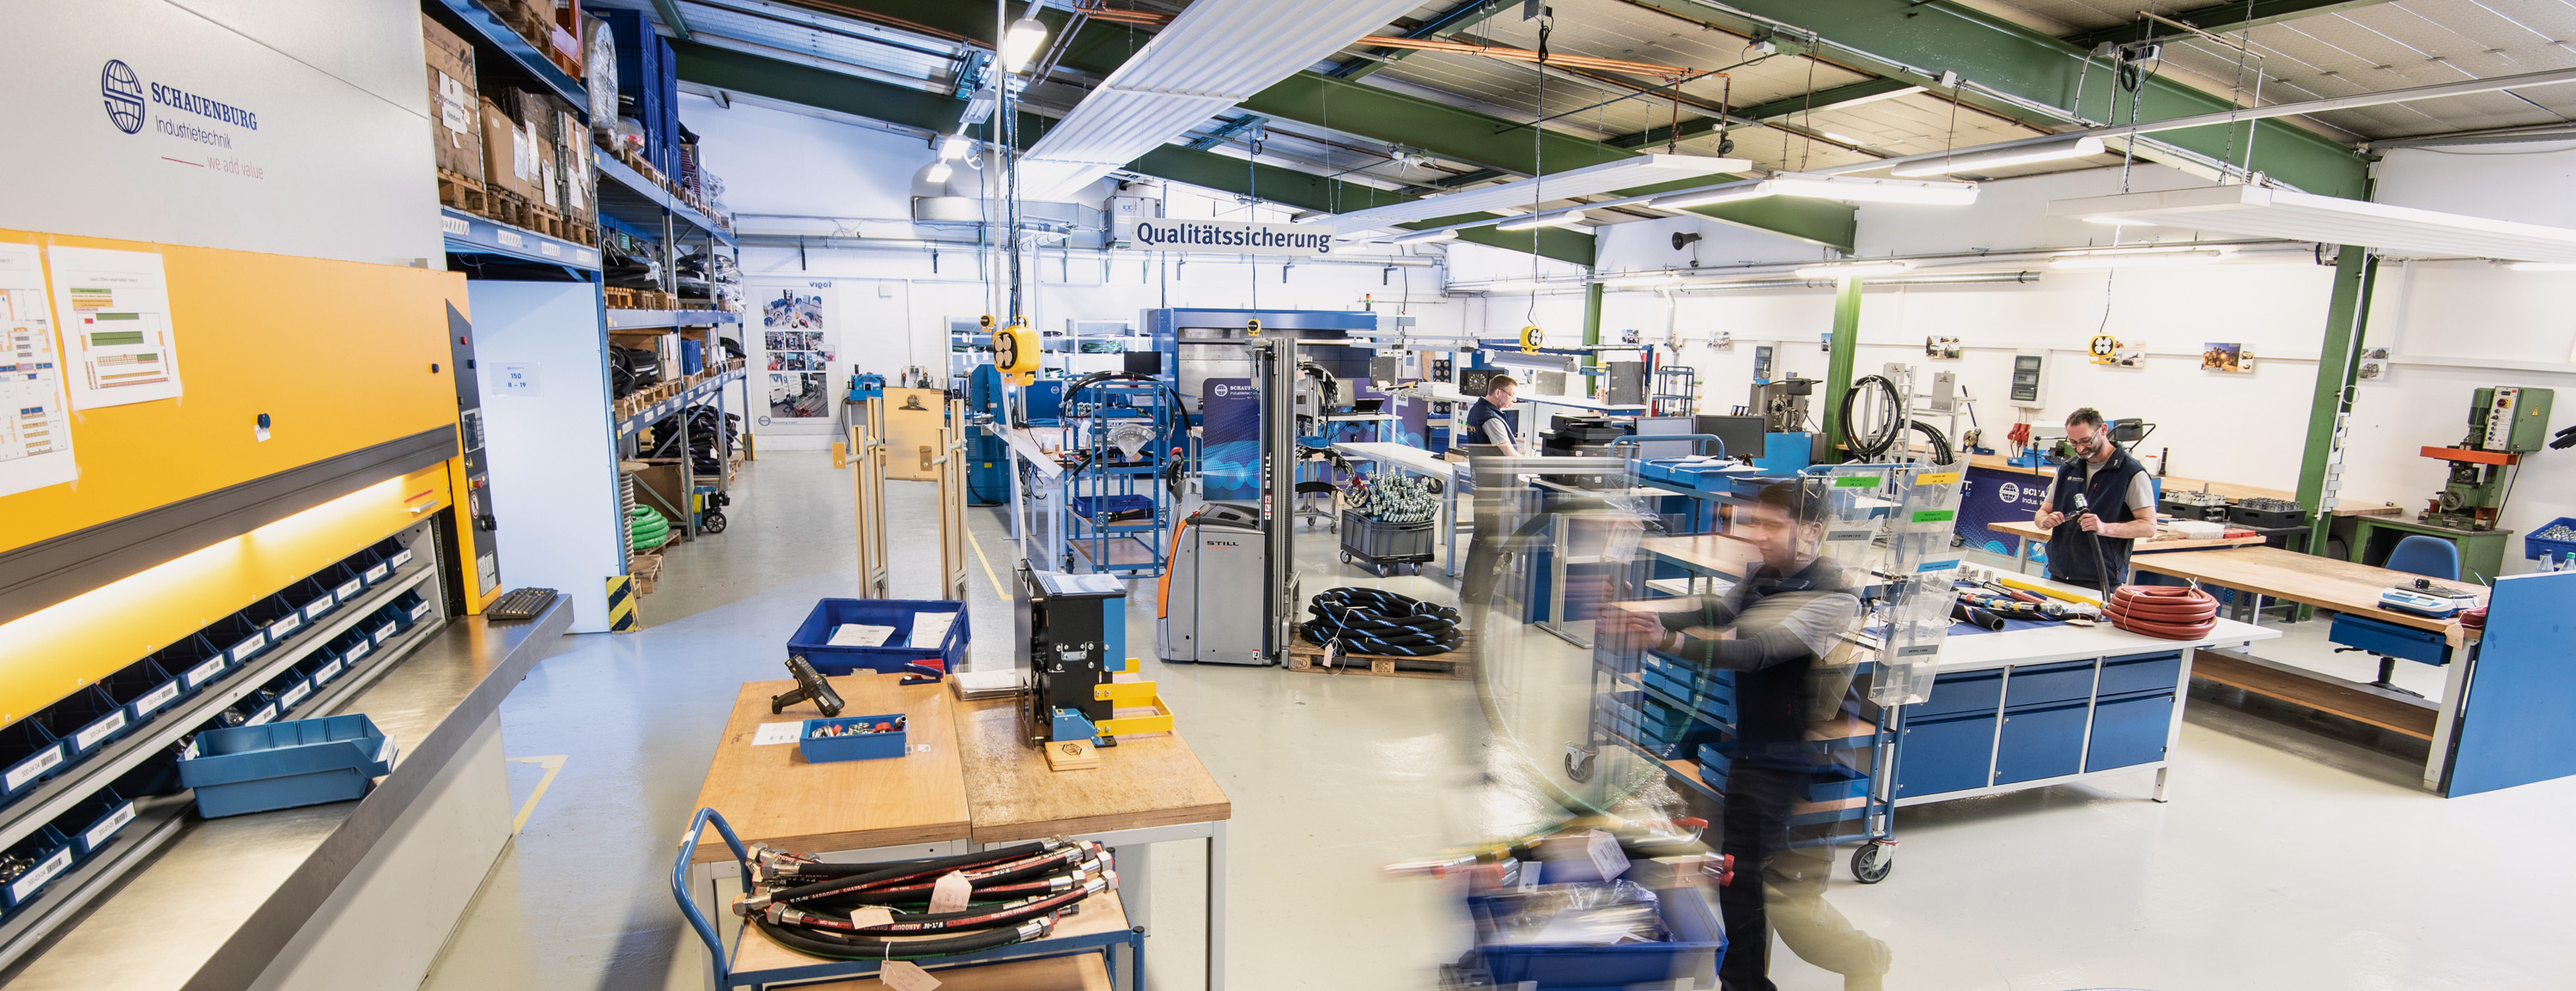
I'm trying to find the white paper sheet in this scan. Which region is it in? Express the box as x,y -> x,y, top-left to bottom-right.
827,623 -> 895,647
908,611 -> 956,647
48,246 -> 181,409
0,244 -> 77,496
751,722 -> 803,746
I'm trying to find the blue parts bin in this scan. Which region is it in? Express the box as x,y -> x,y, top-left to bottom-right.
799,714 -> 908,763
177,714 -> 396,818
787,598 -> 969,675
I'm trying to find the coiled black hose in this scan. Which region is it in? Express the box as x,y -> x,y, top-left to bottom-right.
1300,587 -> 1464,657
1839,375 -> 1903,459
755,919 -> 1029,960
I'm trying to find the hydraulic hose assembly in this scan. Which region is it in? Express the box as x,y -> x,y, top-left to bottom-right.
1300,587 -> 1465,657
2105,585 -> 2219,640
1838,374 -> 1955,463
728,836 -> 1117,961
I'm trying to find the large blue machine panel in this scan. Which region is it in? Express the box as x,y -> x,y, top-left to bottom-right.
1994,702 -> 2087,784
2445,571 -> 2576,796
2086,691 -> 2176,771
1894,712 -> 1995,797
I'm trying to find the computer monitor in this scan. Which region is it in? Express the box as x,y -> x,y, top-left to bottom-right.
1632,416 -> 1695,459
1694,414 -> 1766,459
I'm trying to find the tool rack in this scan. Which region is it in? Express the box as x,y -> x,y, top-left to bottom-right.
1057,380 -> 1181,578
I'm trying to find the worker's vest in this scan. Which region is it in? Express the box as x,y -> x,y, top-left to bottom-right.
2046,442 -> 2147,587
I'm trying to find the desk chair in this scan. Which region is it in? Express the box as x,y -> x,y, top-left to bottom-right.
2330,535 -> 2459,697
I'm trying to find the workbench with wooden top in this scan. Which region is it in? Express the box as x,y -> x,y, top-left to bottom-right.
1984,518 -> 2269,575
678,672 -> 1231,990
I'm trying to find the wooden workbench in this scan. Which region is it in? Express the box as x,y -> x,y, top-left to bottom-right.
1966,454 -> 2399,516
2127,545 -> 2484,648
1985,519 -> 2269,552
690,673 -> 970,863
955,698 -> 1231,844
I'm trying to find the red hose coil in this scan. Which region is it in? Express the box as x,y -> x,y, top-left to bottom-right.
2105,585 -> 2219,639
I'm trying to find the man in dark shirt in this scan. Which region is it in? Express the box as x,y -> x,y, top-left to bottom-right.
1459,375 -> 1522,612
1602,481 -> 1890,991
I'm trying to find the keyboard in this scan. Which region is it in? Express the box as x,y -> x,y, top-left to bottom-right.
487,587 -> 558,622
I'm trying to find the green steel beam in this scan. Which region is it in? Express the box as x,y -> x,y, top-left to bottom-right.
672,39 -> 963,132
2064,1 -> 2399,52
1581,283 -> 1604,379
1618,0 -> 2368,197
1608,78 -> 1920,148
1818,276 -> 1862,464
2298,245 -> 2379,556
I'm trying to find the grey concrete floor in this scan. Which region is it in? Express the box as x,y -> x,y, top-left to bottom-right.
421,453 -> 2576,990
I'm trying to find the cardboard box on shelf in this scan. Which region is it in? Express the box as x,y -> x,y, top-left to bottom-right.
478,98 -> 533,202
535,137 -> 562,212
556,107 -> 594,221
422,14 -> 483,183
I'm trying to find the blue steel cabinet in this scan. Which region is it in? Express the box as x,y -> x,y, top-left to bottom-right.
1914,670 -> 2002,719
2096,652 -> 2184,696
1895,712 -> 1995,796
2087,692 -> 2177,771
2003,660 -> 2096,708
1994,702 -> 2088,784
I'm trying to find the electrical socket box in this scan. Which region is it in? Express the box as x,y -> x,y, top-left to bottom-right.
2009,351 -> 2047,408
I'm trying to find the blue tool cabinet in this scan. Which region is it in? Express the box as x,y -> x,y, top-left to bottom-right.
1893,650 -> 2186,803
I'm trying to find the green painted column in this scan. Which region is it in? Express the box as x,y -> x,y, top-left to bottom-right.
2299,246 -> 2379,556
1818,277 -> 1864,464
1581,282 -> 1604,386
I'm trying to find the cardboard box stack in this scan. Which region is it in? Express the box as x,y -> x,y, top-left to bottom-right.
422,15 -> 484,209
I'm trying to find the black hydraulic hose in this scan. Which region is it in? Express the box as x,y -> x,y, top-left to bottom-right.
1911,420 -> 1954,465
2070,493 -> 2119,601
1839,374 -> 1902,459
808,854 -> 1103,907
768,842 -> 1050,902
755,919 -> 1030,960
1301,587 -> 1463,656
797,880 -> 1103,934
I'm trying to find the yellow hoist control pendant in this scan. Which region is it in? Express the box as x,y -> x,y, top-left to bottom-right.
1519,325 -> 1545,354
992,317 -> 1042,385
1246,318 -> 1262,337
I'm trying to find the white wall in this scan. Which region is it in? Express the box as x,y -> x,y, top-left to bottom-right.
0,0 -> 442,265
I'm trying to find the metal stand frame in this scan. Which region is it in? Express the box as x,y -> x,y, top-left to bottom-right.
841,397 -> 890,599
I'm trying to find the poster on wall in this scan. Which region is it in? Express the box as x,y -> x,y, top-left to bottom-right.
2200,343 -> 2255,374
47,246 -> 182,409
0,244 -> 79,497
762,289 -> 834,421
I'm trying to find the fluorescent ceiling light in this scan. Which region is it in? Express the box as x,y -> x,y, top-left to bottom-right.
1767,173 -> 1979,205
939,134 -> 973,160
1017,0 -> 1421,200
1890,136 -> 2106,178
1311,155 -> 1750,234
1823,131 -> 1867,146
1496,210 -> 1587,232
2049,246 -> 2228,269
959,96 -> 996,126
2504,261 -> 2576,271
1649,181 -> 1773,210
923,161 -> 954,184
1795,260 -> 1914,278
2082,216 -> 2152,226
1002,17 -> 1049,72
1387,228 -> 1460,245
2052,184 -> 2576,264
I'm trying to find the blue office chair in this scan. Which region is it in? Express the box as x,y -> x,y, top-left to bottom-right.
2330,535 -> 2460,696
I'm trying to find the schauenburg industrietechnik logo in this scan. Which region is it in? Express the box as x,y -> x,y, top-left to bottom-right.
101,59 -> 145,133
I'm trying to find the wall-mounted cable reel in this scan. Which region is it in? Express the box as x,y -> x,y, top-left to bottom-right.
991,316 -> 1041,385
1519,325 -> 1545,353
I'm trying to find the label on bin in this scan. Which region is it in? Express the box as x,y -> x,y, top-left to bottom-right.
315,659 -> 343,684
268,612 -> 301,638
337,579 -> 364,601
7,848 -> 71,904
134,681 -> 181,718
343,641 -> 371,663
228,633 -> 266,663
374,735 -> 398,767
302,599 -> 335,622
1909,509 -> 1955,524
280,682 -> 313,709
389,549 -> 414,569
408,601 -> 434,621
370,623 -> 393,646
186,657 -> 228,689
246,704 -> 276,727
83,801 -> 135,851
1834,475 -> 1879,488
4,745 -> 64,791
364,563 -> 390,583
73,711 -> 127,751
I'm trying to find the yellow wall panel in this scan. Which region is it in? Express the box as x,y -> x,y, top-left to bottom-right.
0,465 -> 450,725
0,229 -> 465,552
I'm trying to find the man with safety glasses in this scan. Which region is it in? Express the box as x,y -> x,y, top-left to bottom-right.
2032,408 -> 2157,590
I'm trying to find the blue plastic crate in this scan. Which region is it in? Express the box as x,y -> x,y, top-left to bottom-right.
50,788 -> 134,857
1469,882 -> 1727,988
799,714 -> 908,763
1072,494 -> 1157,523
98,660 -> 182,727
0,721 -> 67,799
299,647 -> 348,692
347,547 -> 394,589
2524,516 -> 2576,562
204,614 -> 271,669
240,593 -> 309,646
156,633 -> 230,696
787,599 -> 969,675
178,714 -> 395,818
0,826 -> 74,911
391,588 -> 435,627
44,685 -> 129,757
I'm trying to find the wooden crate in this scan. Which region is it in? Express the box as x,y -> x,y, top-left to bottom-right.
436,168 -> 486,215
1285,632 -> 1473,679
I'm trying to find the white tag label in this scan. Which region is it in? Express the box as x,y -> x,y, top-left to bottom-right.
314,659 -> 343,684
246,705 -> 276,727
186,657 -> 227,688
751,722 -> 802,746
74,710 -> 127,750
409,601 -> 434,621
280,682 -> 312,709
927,872 -> 972,914
540,241 -> 562,257
302,599 -> 332,622
849,905 -> 894,929
83,801 -> 135,850
880,961 -> 940,991
134,681 -> 181,717
268,612 -> 301,637
8,848 -> 72,903
337,579 -> 364,600
365,563 -> 390,582
496,230 -> 524,248
229,634 -> 265,662
390,549 -> 413,568
182,739 -> 199,760
440,216 -> 471,235
371,623 -> 393,645
4,744 -> 64,791
374,735 -> 398,766
344,641 -> 372,662
1585,830 -> 1630,884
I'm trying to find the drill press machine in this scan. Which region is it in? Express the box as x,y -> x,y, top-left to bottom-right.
2419,386 -> 2554,531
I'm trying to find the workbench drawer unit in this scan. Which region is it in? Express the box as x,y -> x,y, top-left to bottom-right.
1892,651 -> 2186,803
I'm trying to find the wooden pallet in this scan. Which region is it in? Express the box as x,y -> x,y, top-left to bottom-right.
605,286 -> 636,308
1285,632 -> 1473,679
436,169 -> 486,215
